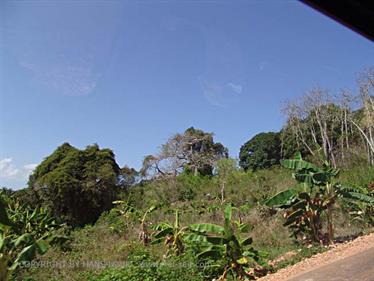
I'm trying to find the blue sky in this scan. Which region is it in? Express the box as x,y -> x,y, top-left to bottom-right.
0,0 -> 373,189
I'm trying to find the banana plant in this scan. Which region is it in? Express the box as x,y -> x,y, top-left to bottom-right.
335,184 -> 374,225
186,205 -> 266,280
0,197 -> 58,281
138,205 -> 156,246
151,210 -> 186,256
264,152 -> 374,244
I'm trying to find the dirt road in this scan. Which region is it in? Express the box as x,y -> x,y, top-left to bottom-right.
259,233 -> 374,281
287,247 -> 374,281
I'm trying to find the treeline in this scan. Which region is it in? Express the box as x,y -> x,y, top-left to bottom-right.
10,67 -> 374,227
241,67 -> 374,170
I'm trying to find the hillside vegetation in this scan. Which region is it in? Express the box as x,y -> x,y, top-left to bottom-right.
1,67 -> 374,281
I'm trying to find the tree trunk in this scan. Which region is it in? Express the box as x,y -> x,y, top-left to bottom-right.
327,204 -> 334,244
220,182 -> 225,205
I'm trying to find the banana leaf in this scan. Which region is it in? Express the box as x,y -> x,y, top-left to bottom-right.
340,192 -> 374,204
183,233 -> 208,244
224,205 -> 232,223
263,189 -> 297,207
281,158 -> 317,171
189,223 -> 225,235
154,226 -> 173,239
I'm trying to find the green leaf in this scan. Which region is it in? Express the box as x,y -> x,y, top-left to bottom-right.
0,234 -> 4,250
14,233 -> 33,247
189,223 -> 225,235
183,233 -> 208,244
36,239 -> 48,254
224,205 -> 232,223
263,189 -> 296,207
294,172 -> 314,185
238,223 -> 252,233
281,158 -> 316,171
340,192 -> 374,204
154,227 -> 173,239
12,244 -> 36,268
294,152 -> 302,160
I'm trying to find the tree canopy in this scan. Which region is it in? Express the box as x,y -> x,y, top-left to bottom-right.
28,143 -> 121,226
239,132 -> 281,171
141,127 -> 228,179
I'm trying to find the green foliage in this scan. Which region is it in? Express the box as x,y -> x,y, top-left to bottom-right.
152,210 -> 187,256
29,143 -> 121,226
263,189 -> 297,208
336,184 -> 374,225
0,194 -> 64,281
239,132 -> 281,171
186,205 -> 267,280
118,166 -> 139,189
215,158 -> 237,204
264,153 -> 374,243
139,206 -> 157,246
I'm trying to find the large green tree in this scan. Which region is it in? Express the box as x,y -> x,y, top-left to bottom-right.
28,143 -> 121,226
239,132 -> 281,171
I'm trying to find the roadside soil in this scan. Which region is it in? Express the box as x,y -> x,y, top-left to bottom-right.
258,232 -> 374,281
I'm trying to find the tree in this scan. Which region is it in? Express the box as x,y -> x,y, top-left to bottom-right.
239,132 -> 281,171
118,166 -> 139,189
353,68 -> 374,165
215,158 -> 237,204
141,127 -> 228,179
28,143 -> 121,226
281,80 -> 374,167
281,90 -> 343,167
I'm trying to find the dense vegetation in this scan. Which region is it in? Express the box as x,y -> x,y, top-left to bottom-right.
1,67 -> 373,280
28,143 -> 121,226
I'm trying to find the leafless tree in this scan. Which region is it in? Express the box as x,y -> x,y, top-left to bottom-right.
141,128 -> 228,180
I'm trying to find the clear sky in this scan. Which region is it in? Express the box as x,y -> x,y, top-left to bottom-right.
0,0 -> 373,189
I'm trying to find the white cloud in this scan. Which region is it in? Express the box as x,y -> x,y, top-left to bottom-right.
20,60 -> 99,96
227,82 -> 242,94
0,158 -> 19,178
0,158 -> 37,180
23,163 -> 38,174
202,81 -> 243,107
